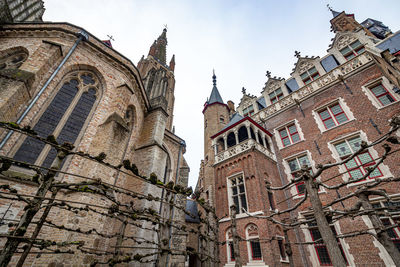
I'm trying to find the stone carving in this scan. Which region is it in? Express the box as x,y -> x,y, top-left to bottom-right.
247,224 -> 258,236
336,34 -> 357,50
297,60 -> 314,73
265,80 -> 281,93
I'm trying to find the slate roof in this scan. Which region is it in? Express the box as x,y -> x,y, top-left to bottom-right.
377,31 -> 400,54
257,97 -> 266,110
208,85 -> 224,104
185,199 -> 200,223
221,113 -> 244,131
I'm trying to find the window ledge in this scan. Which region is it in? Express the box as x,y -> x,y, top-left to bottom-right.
320,119 -> 355,134
219,211 -> 264,223
279,140 -> 305,151
280,258 -> 289,263
346,176 -> 391,188
377,100 -> 399,110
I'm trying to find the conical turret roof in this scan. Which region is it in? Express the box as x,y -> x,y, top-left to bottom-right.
208,70 -> 224,104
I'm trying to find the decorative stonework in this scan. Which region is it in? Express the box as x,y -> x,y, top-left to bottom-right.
297,61 -> 314,73
336,34 -> 358,50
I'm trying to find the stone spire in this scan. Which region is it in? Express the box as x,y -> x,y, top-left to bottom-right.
169,54 -> 175,72
148,28 -> 168,65
327,4 -> 341,18
208,70 -> 224,104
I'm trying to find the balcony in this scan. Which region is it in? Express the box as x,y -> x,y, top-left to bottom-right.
214,138 -> 276,165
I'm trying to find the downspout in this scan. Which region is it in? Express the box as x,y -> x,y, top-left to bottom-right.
0,30 -> 89,150
165,140 -> 186,267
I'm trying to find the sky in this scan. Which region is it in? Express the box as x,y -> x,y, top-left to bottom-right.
43,0 -> 400,189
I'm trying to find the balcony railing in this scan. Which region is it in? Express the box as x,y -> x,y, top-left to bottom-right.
214,138 -> 276,165
256,52 -> 373,121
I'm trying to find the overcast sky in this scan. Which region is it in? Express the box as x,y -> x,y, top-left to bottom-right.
44,0 -> 400,189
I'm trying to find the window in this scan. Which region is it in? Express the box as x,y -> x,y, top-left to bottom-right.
246,224 -> 262,261
277,238 -> 288,261
340,40 -> 365,61
334,136 -> 382,181
300,66 -> 320,85
268,191 -> 275,210
279,124 -> 300,147
226,229 -> 235,262
318,103 -> 349,129
269,88 -> 284,104
369,83 -> 396,106
372,200 -> 400,251
230,175 -> 247,214
229,242 -> 235,261
0,49 -> 28,70
243,105 -> 254,117
307,219 -> 348,266
13,71 -> 98,169
220,116 -> 225,124
288,155 -> 311,195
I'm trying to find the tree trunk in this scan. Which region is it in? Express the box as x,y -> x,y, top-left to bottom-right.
359,192 -> 400,266
230,205 -> 242,267
283,228 -> 295,267
157,191 -> 173,267
0,150 -> 66,267
304,174 -> 347,267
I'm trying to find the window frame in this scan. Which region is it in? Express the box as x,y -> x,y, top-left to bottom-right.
10,71 -> 101,172
279,124 -> 300,147
269,88 -> 284,104
300,66 -> 320,85
287,154 -> 312,196
227,173 -> 248,215
340,40 -> 365,61
318,102 -> 349,130
246,224 -> 263,262
243,104 -> 255,117
333,135 -> 383,182
369,83 -> 396,107
361,77 -> 399,109
277,236 -> 288,262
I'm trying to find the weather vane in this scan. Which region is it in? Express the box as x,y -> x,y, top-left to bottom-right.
327,4 -> 333,12
107,35 -> 115,41
242,87 -> 246,94
164,24 -> 168,30
294,50 -> 301,58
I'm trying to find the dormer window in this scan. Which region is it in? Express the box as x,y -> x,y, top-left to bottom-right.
340,40 -> 365,60
269,88 -> 284,104
300,67 -> 320,85
243,105 -> 254,117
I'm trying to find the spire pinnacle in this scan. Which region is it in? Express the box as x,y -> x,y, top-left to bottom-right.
327,4 -> 341,18
212,69 -> 216,87
148,28 -> 168,65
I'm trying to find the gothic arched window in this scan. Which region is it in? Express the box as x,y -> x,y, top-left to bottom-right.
13,71 -> 100,168
0,50 -> 28,70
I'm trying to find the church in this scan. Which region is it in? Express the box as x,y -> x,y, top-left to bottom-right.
0,0 -> 191,266
198,7 -> 400,267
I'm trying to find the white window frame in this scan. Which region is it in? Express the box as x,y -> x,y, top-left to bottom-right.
327,131 -> 393,186
274,119 -> 305,150
361,194 -> 400,266
245,224 -> 264,263
282,150 -> 324,199
312,97 -> 355,133
361,76 -> 399,110
0,204 -> 20,234
299,212 -> 355,267
276,236 -> 289,263
226,172 -> 248,215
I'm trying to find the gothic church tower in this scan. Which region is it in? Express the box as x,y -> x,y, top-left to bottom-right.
137,28 -> 176,131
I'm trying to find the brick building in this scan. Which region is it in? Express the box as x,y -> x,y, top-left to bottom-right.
0,2 -> 190,266
197,9 -> 400,267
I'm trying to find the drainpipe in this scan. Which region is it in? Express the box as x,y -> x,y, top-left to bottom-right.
165,140 -> 186,267
0,30 -> 89,150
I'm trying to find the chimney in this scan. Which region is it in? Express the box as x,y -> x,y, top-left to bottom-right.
227,100 -> 235,116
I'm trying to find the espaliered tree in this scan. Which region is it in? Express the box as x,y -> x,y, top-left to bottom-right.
241,116 -> 400,267
0,122 -> 220,266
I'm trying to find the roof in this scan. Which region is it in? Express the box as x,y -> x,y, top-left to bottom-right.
208,85 -> 224,104
377,31 -> 400,54
185,199 -> 200,223
257,97 -> 266,110
222,113 -> 244,131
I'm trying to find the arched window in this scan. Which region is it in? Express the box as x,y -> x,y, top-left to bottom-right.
238,126 -> 248,143
146,69 -> 156,95
257,132 -> 263,144
250,127 -> 256,140
13,71 -> 100,168
125,105 -> 136,131
246,224 -> 262,262
226,229 -> 235,263
227,132 -> 236,148
217,138 -> 224,153
0,49 -> 28,70
264,137 -> 271,151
